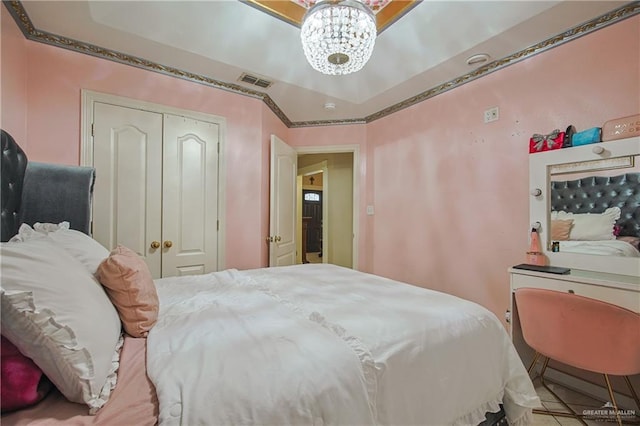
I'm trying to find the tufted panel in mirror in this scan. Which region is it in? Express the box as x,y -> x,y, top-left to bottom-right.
550,173 -> 640,238
1,130 -> 28,242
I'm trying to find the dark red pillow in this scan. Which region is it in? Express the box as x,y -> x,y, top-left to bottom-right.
1,335 -> 52,412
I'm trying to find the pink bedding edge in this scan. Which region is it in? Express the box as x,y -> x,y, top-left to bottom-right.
1,336 -> 158,426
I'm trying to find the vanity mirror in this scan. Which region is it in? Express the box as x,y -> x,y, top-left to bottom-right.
529,136 -> 640,277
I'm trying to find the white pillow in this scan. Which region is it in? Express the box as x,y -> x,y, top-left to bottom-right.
0,238 -> 123,413
47,229 -> 109,275
11,222 -> 109,275
552,207 -> 621,241
8,223 -> 48,242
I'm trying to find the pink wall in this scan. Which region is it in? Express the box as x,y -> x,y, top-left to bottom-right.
366,16 -> 639,323
1,7 -> 638,325
1,7 -> 28,145
0,7 -> 287,270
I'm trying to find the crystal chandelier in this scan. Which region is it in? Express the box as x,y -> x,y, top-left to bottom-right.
300,0 -> 377,75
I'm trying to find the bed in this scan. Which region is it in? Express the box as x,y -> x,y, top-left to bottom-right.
550,173 -> 640,256
1,129 -> 540,425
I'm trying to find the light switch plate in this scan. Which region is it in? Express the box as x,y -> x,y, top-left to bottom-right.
484,107 -> 499,123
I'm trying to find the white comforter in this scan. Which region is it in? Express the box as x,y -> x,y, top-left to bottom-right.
147,264 -> 539,426
560,240 -> 640,257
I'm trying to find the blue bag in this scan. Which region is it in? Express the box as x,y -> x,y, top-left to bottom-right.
571,127 -> 601,146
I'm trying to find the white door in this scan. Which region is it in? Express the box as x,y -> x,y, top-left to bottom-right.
162,114 -> 219,277
92,103 -> 220,278
93,102 -> 163,277
269,135 -> 297,266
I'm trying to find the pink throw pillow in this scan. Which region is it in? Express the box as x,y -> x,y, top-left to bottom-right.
550,219 -> 573,241
1,336 -> 52,412
97,245 -> 159,338
617,236 -> 640,250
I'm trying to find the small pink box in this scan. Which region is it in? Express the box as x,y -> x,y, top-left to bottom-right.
602,114 -> 640,141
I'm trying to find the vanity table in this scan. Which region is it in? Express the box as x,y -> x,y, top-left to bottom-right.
510,268 -> 639,313
509,135 -> 640,404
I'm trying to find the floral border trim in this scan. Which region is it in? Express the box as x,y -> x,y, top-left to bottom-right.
2,0 -> 293,127
363,2 -> 640,124
4,0 -> 639,128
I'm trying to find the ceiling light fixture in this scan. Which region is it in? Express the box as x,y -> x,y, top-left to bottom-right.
466,53 -> 490,66
300,0 -> 377,75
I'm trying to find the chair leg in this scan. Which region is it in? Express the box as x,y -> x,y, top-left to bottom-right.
532,357 -> 587,425
603,374 -> 623,426
527,352 -> 541,375
528,359 -> 636,425
623,375 -> 640,412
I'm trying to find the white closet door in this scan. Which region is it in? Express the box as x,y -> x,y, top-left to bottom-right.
162,114 -> 219,277
92,103 -> 163,277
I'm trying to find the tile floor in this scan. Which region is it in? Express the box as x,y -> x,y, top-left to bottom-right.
305,252 -> 322,263
531,377 -> 639,425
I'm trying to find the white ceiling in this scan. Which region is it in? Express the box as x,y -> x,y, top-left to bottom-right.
18,1 -> 631,124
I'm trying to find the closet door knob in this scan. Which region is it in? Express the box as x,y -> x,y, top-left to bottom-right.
164,240 -> 173,248
275,236 -> 282,242
150,241 -> 160,249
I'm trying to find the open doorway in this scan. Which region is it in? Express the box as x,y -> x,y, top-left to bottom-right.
296,151 -> 355,269
298,164 -> 327,264
302,184 -> 323,260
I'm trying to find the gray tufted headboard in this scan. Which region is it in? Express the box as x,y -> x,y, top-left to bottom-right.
0,129 -> 96,242
550,173 -> 640,238
1,130 -> 28,242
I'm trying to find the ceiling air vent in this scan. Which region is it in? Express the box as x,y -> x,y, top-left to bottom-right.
238,73 -> 273,89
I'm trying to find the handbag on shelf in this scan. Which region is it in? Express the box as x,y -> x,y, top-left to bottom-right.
529,129 -> 565,153
563,125 -> 576,148
572,127 -> 602,146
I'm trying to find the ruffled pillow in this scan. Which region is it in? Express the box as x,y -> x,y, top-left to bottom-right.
10,222 -> 109,275
1,237 -> 123,414
551,207 -> 621,241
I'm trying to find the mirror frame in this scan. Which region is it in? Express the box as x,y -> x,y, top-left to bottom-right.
529,136 -> 640,277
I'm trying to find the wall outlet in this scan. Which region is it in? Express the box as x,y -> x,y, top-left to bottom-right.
366,205 -> 375,215
484,107 -> 499,123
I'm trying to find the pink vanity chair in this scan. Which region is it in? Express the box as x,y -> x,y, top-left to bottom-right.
515,288 -> 640,426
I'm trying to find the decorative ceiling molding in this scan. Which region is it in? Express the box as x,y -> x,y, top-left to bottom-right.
3,0 -> 639,129
2,0 -> 293,127
363,2 -> 640,124
241,0 -> 420,34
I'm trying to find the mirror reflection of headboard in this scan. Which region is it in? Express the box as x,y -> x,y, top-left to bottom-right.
529,136 -> 640,277
550,173 -> 640,238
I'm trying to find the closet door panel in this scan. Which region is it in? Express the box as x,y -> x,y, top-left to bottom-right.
162,114 -> 219,277
114,136 -> 146,250
179,137 -> 205,252
92,103 -> 163,278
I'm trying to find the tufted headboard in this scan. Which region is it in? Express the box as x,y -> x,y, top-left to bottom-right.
0,129 -> 96,242
550,173 -> 640,238
1,130 -> 28,242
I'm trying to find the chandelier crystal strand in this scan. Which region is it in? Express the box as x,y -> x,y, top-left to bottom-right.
301,0 -> 377,75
